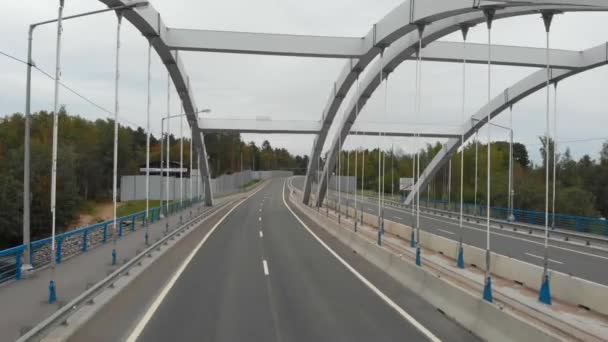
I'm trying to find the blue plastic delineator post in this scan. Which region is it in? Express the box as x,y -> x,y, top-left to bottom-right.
415,247 -> 421,266
145,232 -> 149,246
457,245 -> 465,269
112,249 -> 117,266
354,221 -> 358,232
377,230 -> 382,246
381,220 -> 384,235
483,276 -> 493,302
410,231 -> 416,248
539,274 -> 552,305
48,280 -> 56,304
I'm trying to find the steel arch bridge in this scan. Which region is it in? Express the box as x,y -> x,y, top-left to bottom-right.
105,0 -> 608,206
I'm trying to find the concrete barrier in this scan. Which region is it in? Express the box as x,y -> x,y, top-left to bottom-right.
290,195 -> 561,342
327,195 -> 608,318
295,180 -> 608,317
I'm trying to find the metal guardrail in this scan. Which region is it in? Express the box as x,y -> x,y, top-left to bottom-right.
17,197 -> 233,342
0,197 -> 203,285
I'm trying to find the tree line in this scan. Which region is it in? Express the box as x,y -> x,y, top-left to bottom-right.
0,110 -> 308,249
335,138 -> 608,219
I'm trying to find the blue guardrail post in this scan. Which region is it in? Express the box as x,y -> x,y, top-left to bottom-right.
56,237 -> 63,264
539,274 -> 552,305
457,245 -> 464,269
82,229 -> 88,252
483,276 -> 493,302
15,252 -> 22,280
103,222 -> 108,243
48,280 -> 56,304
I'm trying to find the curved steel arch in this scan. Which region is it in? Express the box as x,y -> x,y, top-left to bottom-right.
311,4 -> 604,207
403,42 -> 608,205
98,0 -> 214,205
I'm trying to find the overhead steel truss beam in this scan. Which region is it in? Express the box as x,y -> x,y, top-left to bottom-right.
404,42 -> 608,205
311,2 -> 606,207
167,27 -> 583,68
197,117 -> 460,138
99,0 -> 214,205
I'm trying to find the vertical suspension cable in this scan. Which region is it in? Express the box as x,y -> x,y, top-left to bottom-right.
382,71 -> 390,233
361,137 -> 365,224
391,142 -> 394,199
474,131 -> 478,212
190,125 -> 193,216
49,0 -> 65,302
180,107 -> 184,223
508,106 -> 514,221
165,73 -> 171,232
338,122 -> 342,223
326,150 -> 330,217
536,11 -> 556,306
551,83 -> 558,229
483,8 -> 496,302
347,147 -> 350,217
377,49 -> 385,241
448,159 -> 452,209
111,12 -> 123,265
160,117 -> 164,217
415,25 -> 424,258
145,40 -> 151,244
458,25 -> 469,268
354,74 -> 360,229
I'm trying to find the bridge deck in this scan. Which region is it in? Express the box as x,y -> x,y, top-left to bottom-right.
71,179 -> 477,341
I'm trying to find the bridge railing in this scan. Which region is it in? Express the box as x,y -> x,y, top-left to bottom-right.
0,197 -> 202,285
416,199 -> 608,236
329,188 -> 608,237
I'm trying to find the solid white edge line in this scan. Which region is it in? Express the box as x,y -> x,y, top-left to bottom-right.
281,180 -> 441,342
437,229 -> 455,235
263,259 -> 269,275
126,184 -> 267,342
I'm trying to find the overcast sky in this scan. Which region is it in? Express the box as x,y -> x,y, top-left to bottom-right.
2,1 -> 608,163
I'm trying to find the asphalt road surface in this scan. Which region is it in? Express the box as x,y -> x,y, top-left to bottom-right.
292,176 -> 608,285
93,178 -> 478,342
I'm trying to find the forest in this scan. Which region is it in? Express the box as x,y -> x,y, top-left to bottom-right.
2,109 -> 608,249
0,110 -> 308,249
336,138 -> 608,219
